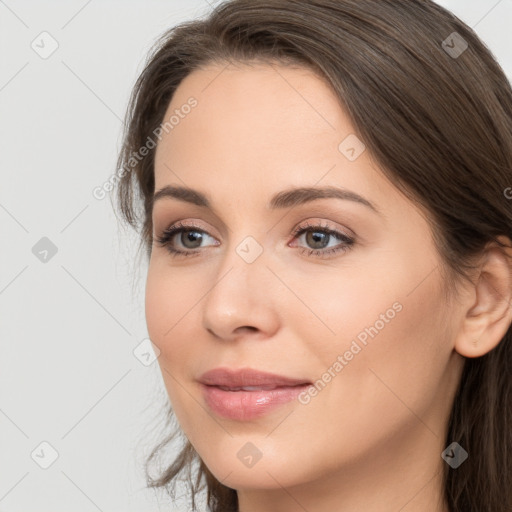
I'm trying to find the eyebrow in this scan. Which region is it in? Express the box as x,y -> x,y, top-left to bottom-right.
152,185 -> 380,214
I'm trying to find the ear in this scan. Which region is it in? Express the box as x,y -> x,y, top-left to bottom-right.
454,236 -> 512,358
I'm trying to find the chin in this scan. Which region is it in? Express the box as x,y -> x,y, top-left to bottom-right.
196,438 -> 314,491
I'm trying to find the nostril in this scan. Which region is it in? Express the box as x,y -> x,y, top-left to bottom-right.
240,326 -> 259,334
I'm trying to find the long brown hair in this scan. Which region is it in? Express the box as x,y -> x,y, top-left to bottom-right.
112,1 -> 512,510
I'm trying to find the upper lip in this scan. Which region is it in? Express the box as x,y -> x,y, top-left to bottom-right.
199,367 -> 311,389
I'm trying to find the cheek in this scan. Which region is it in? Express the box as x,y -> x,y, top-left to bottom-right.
145,263 -> 205,432
145,262 -> 199,366
315,261 -> 451,431
278,264 -> 401,367
291,246 -> 451,410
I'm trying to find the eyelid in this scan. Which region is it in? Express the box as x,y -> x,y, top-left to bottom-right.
155,218 -> 352,243
154,218 -> 217,239
152,207 -> 228,237
290,218 -> 356,239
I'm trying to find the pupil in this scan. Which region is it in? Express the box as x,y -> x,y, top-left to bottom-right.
307,231 -> 328,249
182,230 -> 202,248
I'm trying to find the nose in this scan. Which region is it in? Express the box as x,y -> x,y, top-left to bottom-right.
201,244 -> 280,342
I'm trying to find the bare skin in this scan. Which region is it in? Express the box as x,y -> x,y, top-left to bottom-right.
145,62 -> 512,512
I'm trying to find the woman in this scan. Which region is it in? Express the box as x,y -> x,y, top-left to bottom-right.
113,1 -> 512,510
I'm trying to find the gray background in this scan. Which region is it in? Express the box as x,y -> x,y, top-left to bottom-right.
1,1 -> 511,511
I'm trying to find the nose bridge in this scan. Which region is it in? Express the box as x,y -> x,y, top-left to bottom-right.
213,211 -> 270,288
201,231 -> 278,339
206,232 -> 266,311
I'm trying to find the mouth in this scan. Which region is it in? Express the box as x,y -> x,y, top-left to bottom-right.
198,368 -> 312,420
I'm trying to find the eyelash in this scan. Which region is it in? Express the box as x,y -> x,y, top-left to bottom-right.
154,220 -> 355,260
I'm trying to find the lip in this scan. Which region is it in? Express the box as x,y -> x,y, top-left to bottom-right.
199,367 -> 312,420
199,367 -> 311,388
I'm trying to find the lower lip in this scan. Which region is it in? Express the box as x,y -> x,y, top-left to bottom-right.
200,383 -> 311,420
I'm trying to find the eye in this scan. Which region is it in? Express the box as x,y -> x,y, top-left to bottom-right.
154,220 -> 355,259
289,220 -> 355,259
154,220 -> 218,258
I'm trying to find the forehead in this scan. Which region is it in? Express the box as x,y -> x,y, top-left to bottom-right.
152,62 -> 401,216
160,63 -> 348,150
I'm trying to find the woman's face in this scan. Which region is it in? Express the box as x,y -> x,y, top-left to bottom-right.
146,62 -> 465,505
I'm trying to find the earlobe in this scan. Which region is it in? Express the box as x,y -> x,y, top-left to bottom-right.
454,236 -> 512,359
